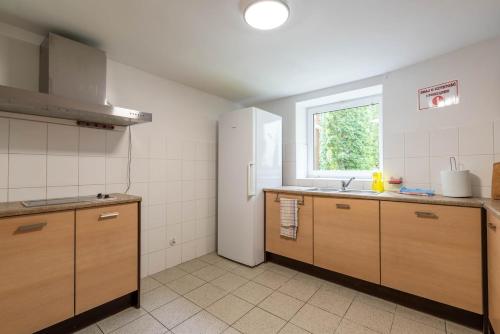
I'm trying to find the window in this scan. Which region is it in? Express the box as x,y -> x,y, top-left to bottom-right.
307,95 -> 382,179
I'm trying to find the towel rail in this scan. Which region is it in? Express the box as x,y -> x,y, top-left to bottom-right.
274,193 -> 305,205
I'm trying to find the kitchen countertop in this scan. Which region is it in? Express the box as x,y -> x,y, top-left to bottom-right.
0,193 -> 142,218
264,186 -> 491,209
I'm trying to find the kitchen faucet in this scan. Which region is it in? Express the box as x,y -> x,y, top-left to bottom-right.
340,177 -> 355,191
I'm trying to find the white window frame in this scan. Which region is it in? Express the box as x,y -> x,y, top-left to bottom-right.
306,94 -> 383,180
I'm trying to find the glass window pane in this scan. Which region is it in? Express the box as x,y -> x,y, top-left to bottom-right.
313,104 -> 380,171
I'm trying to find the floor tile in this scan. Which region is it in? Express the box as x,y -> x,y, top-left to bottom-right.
184,283 -> 227,308
192,265 -> 227,281
344,300 -> 394,334
141,277 -> 162,294
172,311 -> 228,334
153,267 -> 188,284
335,318 -> 378,334
278,276 -> 322,301
266,263 -> 298,278
150,297 -> 201,329
198,252 -> 224,264
233,281 -> 274,305
231,265 -> 266,280
177,259 -> 209,273
97,307 -> 146,333
321,281 -> 358,299
253,270 -> 290,290
355,293 -> 397,313
290,304 -> 341,334
166,274 -> 206,294
141,286 -> 180,311
395,306 -> 445,331
278,323 -> 309,334
112,314 -> 168,334
233,307 -> 286,334
223,327 -> 242,334
391,315 -> 445,334
259,291 -> 304,320
75,324 -> 103,334
445,321 -> 481,334
206,294 -> 254,325
215,258 -> 243,271
211,272 -> 249,292
308,285 -> 355,316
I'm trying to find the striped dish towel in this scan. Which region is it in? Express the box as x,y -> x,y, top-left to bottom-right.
280,198 -> 299,240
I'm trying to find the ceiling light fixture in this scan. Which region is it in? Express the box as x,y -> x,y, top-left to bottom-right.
244,0 -> 289,30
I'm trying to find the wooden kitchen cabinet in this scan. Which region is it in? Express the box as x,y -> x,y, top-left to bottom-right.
381,201 -> 482,313
314,197 -> 380,284
488,211 -> 500,332
266,192 -> 314,264
0,211 -> 75,334
76,203 -> 138,314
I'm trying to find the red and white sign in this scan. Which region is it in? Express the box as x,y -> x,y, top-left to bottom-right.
418,80 -> 459,110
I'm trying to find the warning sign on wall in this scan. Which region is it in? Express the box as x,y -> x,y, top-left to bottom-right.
418,80 -> 459,110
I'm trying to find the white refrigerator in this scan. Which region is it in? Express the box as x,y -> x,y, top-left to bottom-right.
218,107 -> 282,267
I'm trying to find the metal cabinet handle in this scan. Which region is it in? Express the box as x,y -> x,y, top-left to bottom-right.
99,212 -> 120,220
15,222 -> 47,234
415,211 -> 438,219
336,204 -> 350,210
488,222 -> 497,231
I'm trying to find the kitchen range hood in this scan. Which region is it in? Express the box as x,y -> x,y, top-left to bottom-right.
0,33 -> 152,128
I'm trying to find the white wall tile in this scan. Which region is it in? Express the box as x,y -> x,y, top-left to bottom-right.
182,160 -> 195,181
10,120 -> 47,154
430,128 -> 459,157
106,157 -> 128,184
106,183 -> 127,193
459,122 -> 494,155
195,199 -> 209,219
79,156 -> 105,185
148,250 -> 166,275
131,158 -> 149,183
166,181 -> 182,204
430,156 -> 451,185
78,184 -> 105,196
0,118 -> 9,153
47,155 -> 78,186
131,129 -> 149,158
47,186 -> 78,198
141,255 -> 149,278
404,157 -> 429,184
182,141 -> 196,161
194,161 -> 208,180
166,202 -> 182,225
383,133 -> 404,158
166,246 -> 182,268
149,204 -> 166,229
106,130 -> 129,157
149,159 -> 166,182
149,134 -> 166,158
495,120 -> 500,154
404,132 -> 429,157
79,128 -> 105,156
47,124 -> 78,155
0,154 -> 7,188
148,227 -> 167,252
383,158 -> 404,181
167,223 -> 182,246
8,187 -> 46,201
149,181 -> 167,205
166,137 -> 182,160
129,182 -> 149,206
0,188 -> 6,202
181,241 -> 197,262
182,180 -> 195,201
9,154 -> 46,188
182,200 -> 196,222
166,160 -> 182,181
459,155 -> 494,187
182,221 -> 197,242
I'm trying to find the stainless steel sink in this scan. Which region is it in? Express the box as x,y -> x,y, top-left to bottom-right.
309,188 -> 381,195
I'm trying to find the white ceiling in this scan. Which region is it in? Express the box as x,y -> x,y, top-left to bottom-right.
0,0 -> 499,105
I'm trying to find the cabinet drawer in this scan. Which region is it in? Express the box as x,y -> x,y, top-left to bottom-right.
381,202 -> 482,313
265,192 -> 313,264
488,211 -> 500,332
314,197 -> 380,284
0,211 -> 74,334
76,203 -> 138,314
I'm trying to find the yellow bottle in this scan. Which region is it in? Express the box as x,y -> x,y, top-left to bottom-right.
371,171 -> 385,192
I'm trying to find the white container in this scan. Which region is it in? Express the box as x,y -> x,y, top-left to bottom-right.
440,170 -> 472,197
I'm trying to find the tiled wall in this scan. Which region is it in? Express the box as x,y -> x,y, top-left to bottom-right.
0,117 -> 218,277
384,121 -> 497,197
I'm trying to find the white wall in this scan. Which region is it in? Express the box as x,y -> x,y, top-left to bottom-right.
257,36 -> 500,198
0,29 -> 237,277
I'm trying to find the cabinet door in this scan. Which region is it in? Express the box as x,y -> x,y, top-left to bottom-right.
265,192 -> 313,264
314,197 -> 380,284
488,212 -> 500,332
0,211 -> 74,334
76,203 -> 138,314
381,202 -> 482,313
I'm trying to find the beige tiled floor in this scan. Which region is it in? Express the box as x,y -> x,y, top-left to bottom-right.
76,253 -> 481,334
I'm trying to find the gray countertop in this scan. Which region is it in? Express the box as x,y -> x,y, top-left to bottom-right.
264,186 -> 500,213
0,193 -> 141,218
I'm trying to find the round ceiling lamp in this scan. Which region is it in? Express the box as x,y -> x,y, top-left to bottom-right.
244,0 -> 289,30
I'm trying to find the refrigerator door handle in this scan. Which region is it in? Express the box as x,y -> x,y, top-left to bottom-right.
247,162 -> 256,196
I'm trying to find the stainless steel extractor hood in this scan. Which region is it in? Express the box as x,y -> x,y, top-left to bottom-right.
0,33 -> 152,127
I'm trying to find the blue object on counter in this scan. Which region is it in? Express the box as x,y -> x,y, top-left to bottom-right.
399,186 -> 435,196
